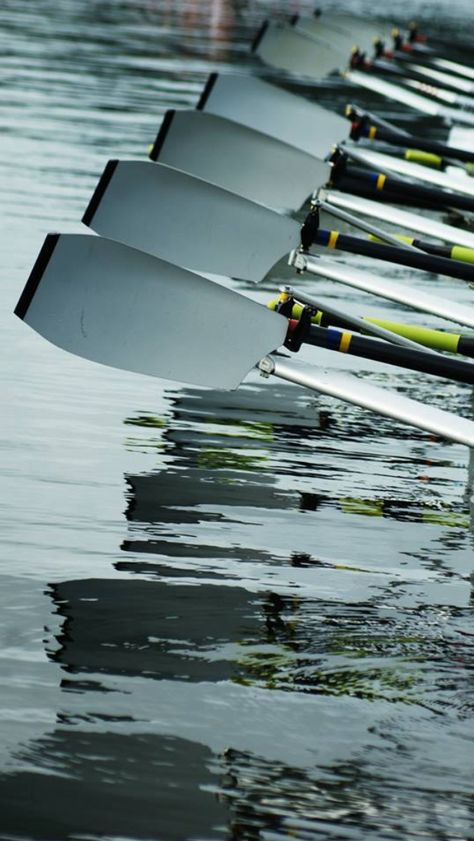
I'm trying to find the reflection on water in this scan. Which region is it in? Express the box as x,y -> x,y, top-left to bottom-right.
0,730 -> 228,841
2,0 -> 474,838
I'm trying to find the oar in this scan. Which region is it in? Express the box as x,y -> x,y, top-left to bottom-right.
293,17 -> 474,100
148,111 -> 474,281
288,18 -> 474,112
273,294 -> 474,385
254,21 -> 474,127
196,74 -> 474,206
13,233 -> 474,448
266,296 -> 474,357
150,108 -> 474,257
319,189 -> 474,251
198,71 -> 473,174
340,144 -> 474,199
346,105 -> 474,166
292,12 -> 433,59
81,160 -> 474,330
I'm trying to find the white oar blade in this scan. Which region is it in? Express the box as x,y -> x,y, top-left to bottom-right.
197,72 -> 347,158
150,110 -> 329,211
303,256 -> 474,330
351,146 -> 474,196
252,21 -> 347,79
14,235 -> 288,390
270,356 -> 474,448
293,13 -> 384,48
83,161 -> 300,282
324,190 -> 474,249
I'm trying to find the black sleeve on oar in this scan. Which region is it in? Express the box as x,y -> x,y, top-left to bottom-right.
312,229 -> 474,283
303,325 -> 474,385
149,110 -> 175,161
82,160 -> 118,226
14,233 -> 60,320
332,164 -> 474,213
458,336 -> 474,356
363,126 -> 474,164
196,73 -> 218,111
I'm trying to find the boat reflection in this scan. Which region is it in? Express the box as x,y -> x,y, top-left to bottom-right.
0,729 -> 228,840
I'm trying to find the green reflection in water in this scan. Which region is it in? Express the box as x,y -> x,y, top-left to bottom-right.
197,448 -> 267,471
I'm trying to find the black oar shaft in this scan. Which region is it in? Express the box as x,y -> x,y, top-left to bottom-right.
303,325 -> 474,385
332,165 -> 474,213
362,125 -> 474,164
386,236 -> 474,265
313,229 -> 474,282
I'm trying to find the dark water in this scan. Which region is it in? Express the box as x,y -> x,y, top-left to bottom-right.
1,1 -> 474,838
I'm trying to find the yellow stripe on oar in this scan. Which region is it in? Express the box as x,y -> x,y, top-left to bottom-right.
376,173 -> 386,191
451,245 -> 474,265
328,230 -> 339,249
339,331 -> 352,353
405,149 -> 443,169
368,125 -> 377,140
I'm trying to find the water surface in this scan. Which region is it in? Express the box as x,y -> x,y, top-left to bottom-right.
1,1 -> 474,838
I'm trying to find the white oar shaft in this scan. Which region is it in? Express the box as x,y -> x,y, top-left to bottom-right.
323,190 -> 474,250
261,355 -> 474,448
288,285 -> 435,352
291,253 -> 474,330
346,70 -> 474,125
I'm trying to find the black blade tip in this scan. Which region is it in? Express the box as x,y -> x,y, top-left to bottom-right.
149,111 -> 175,161
14,233 -> 60,321
251,21 -> 268,54
82,159 -> 119,227
196,73 -> 218,111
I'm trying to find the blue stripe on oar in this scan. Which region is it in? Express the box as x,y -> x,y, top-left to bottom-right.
327,327 -> 343,350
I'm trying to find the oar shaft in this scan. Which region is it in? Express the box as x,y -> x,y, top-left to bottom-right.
302,325 -> 474,384
360,124 -> 474,164
333,165 -> 474,213
371,234 -> 474,265
267,299 -> 474,357
261,355 -> 474,448
313,229 -> 474,282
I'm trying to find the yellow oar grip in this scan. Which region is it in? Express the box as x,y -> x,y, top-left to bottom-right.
368,233 -> 414,246
451,246 -> 474,265
365,319 -> 460,353
405,149 -> 443,169
375,173 -> 386,190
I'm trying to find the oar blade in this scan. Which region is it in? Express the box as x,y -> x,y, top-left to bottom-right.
197,72 -> 347,159
252,21 -> 347,79
292,17 -> 373,54
293,13 -> 383,47
271,357 -> 474,448
83,160 -> 300,282
14,234 -> 288,389
150,110 -> 330,211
